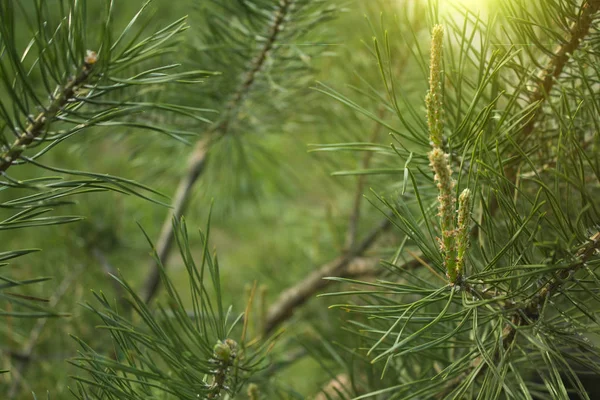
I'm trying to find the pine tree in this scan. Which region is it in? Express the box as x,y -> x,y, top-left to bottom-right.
2,0 -> 600,399
313,0 -> 600,398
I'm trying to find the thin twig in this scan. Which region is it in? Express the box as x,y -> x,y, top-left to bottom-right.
142,139 -> 209,303
142,0 -> 295,305
522,0 -> 600,141
92,247 -> 125,301
7,268 -> 82,398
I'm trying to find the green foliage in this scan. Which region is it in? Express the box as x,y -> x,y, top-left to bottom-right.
2,0 -> 600,399
0,0 -> 217,397
316,0 -> 600,398
183,0 -> 339,206
0,0 -> 210,319
70,217 -> 271,399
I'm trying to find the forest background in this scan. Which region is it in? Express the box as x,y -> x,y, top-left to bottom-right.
5,0 -> 594,398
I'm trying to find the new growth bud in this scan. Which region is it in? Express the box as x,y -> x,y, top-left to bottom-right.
209,338 -> 239,398
213,341 -> 232,363
455,189 -> 472,276
426,25 -> 444,148
213,338 -> 238,363
424,25 -> 471,284
247,383 -> 260,400
85,50 -> 98,66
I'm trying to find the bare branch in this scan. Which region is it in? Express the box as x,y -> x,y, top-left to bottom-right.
142,139 -> 209,304
263,217 -> 394,336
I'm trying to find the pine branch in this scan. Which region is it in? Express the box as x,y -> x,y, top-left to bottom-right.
263,217 -> 395,336
521,0 -> 600,141
440,231 -> 600,398
218,0 -> 294,132
490,0 -> 600,214
141,138 -> 209,304
0,2 -> 212,302
72,218 -> 269,399
142,0 -> 296,305
0,54 -> 96,174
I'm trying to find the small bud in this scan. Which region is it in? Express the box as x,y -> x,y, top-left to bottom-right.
224,338 -> 237,352
455,189 -> 472,277
247,383 -> 260,400
84,50 -> 98,66
213,338 -> 238,364
213,341 -> 232,363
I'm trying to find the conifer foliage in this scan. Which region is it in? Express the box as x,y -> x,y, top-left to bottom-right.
0,0 -> 211,395
317,0 -> 600,398
0,0 -> 209,320
2,0 -> 600,399
142,0 -> 338,305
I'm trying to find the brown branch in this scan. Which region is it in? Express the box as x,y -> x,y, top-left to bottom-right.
142,0 -> 294,305
142,139 -> 209,304
262,217 -> 394,336
343,257 -> 384,278
7,268 -> 81,398
492,0 -> 599,200
522,0 -> 600,140
262,46 -> 415,335
0,53 -> 96,174
219,0 -> 293,130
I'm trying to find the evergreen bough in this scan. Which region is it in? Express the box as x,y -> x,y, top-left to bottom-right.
2,0 -> 600,399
